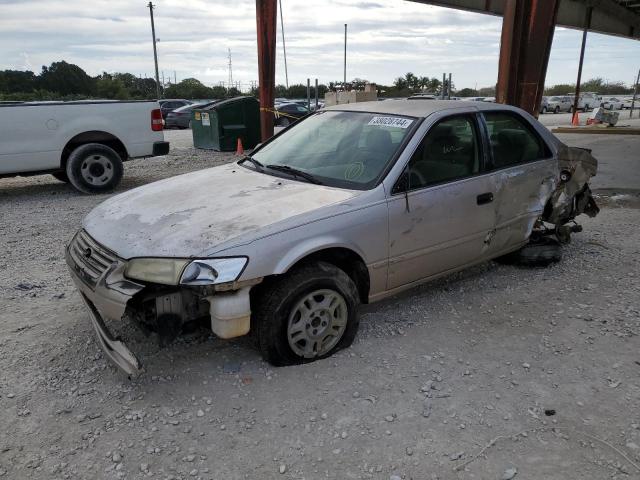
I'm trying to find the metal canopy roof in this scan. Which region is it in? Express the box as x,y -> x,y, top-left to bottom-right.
410,0 -> 640,39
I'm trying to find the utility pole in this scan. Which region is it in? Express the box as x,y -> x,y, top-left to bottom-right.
344,24 -> 347,88
279,0 -> 289,88
315,78 -> 319,110
174,71 -> 177,84
442,73 -> 446,99
148,2 -> 161,99
448,73 -> 452,99
228,48 -> 233,93
630,67 -> 639,119
572,7 -> 592,124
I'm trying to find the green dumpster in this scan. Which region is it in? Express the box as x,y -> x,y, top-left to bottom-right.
191,96 -> 261,151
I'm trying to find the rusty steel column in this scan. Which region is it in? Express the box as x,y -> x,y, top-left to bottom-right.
496,0 -> 560,117
256,0 -> 277,141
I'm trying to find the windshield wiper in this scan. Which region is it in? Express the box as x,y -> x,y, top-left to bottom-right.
265,164 -> 323,185
238,156 -> 264,172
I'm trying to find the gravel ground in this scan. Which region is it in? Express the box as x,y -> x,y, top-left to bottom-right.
1,130 -> 639,479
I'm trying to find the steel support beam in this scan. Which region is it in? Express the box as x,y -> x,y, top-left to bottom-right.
256,0 -> 277,141
496,0 -> 560,117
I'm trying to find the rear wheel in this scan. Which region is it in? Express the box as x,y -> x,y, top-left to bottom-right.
65,143 -> 123,194
253,262 -> 360,366
279,117 -> 291,127
554,106 -> 560,114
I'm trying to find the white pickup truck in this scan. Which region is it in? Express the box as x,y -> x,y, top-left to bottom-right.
0,100 -> 169,193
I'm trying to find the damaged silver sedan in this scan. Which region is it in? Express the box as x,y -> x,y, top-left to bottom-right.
66,100 -> 598,375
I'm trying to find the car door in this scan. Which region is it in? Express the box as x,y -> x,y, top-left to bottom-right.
480,110 -> 557,256
386,113 -> 497,290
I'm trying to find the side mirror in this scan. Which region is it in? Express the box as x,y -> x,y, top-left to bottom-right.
392,170 -> 410,194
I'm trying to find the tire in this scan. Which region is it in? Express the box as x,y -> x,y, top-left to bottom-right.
554,106 -> 560,114
253,261 -> 360,366
279,117 -> 291,127
541,107 -> 547,114
51,171 -> 69,183
495,237 -> 562,267
608,104 -> 613,110
65,143 -> 124,194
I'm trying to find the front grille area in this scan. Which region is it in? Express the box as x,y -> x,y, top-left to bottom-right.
68,230 -> 118,283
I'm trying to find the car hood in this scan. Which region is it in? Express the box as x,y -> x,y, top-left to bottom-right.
83,163 -> 360,259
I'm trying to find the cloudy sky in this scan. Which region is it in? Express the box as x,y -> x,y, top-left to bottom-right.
1,0 -> 638,89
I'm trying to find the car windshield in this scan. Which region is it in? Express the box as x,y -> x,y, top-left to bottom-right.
550,96 -> 561,101
250,110 -> 417,189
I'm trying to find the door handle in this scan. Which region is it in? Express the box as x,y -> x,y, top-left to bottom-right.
477,192 -> 494,205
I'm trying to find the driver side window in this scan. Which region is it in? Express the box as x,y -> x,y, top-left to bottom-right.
406,115 -> 480,190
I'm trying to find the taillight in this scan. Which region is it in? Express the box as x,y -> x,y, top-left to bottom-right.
151,109 -> 163,131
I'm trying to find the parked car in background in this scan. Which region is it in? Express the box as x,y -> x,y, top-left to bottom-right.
546,96 -> 573,113
539,96 -> 549,113
622,97 -> 635,109
158,99 -> 192,119
165,101 -> 218,129
0,100 -> 169,193
600,97 -> 625,110
66,100 -> 599,374
274,102 -> 310,126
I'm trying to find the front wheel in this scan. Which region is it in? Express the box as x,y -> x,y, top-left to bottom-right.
253,262 -> 360,366
541,107 -> 547,114
66,143 -> 124,194
278,117 -> 291,127
554,106 -> 560,114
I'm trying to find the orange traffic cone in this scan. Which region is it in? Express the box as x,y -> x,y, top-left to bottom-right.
571,111 -> 580,126
235,137 -> 244,156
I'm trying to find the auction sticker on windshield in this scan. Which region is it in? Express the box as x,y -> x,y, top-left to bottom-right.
367,116 -> 414,129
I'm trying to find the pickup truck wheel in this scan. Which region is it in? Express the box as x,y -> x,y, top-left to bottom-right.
51,171 -> 70,183
254,261 -> 360,366
66,143 -> 123,194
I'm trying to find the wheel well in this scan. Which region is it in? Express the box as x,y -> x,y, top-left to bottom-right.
289,248 -> 370,304
60,131 -> 128,170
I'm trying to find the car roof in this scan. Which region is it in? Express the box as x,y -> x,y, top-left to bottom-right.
324,99 -> 501,118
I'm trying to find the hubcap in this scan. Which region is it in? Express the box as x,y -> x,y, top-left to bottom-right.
80,154 -> 114,186
287,289 -> 348,358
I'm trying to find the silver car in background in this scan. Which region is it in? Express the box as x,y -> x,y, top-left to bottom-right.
66,100 -> 598,374
545,96 -> 573,113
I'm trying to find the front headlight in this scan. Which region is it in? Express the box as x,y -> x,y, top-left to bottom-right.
125,258 -> 190,285
180,257 -> 248,285
124,257 -> 249,286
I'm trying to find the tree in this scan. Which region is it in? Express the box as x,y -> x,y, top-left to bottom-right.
0,70 -> 37,94
164,78 -> 215,99
210,85 -> 228,98
393,77 -> 408,90
456,87 -> 479,97
478,86 -> 496,97
39,61 -> 94,96
95,73 -> 128,99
